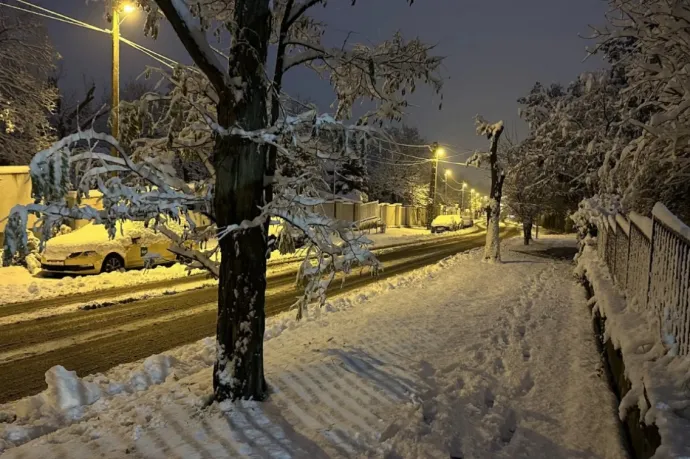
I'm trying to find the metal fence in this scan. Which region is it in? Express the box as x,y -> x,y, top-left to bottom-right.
596,203 -> 690,354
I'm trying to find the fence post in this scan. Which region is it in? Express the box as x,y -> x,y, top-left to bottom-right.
625,216 -> 632,289
646,217 -> 657,313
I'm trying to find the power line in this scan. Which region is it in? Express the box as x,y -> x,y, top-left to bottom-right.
16,0 -> 93,26
366,158 -> 425,168
0,2 -> 102,32
1,0 -> 187,70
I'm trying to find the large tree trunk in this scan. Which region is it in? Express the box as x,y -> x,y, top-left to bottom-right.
484,129 -> 505,262
213,0 -> 271,402
523,219 -> 533,245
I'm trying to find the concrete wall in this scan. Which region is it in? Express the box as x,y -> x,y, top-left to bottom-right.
0,168 -> 429,242
0,166 -> 35,236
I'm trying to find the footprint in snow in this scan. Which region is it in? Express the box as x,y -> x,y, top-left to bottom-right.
516,325 -> 526,338
493,358 -> 505,374
515,372 -> 534,397
484,388 -> 495,409
498,409 -> 518,445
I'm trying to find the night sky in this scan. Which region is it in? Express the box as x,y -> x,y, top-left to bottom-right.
28,0 -> 608,189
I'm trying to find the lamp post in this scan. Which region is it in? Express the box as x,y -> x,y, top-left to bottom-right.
470,188 -> 475,215
110,2 -> 135,152
444,169 -> 451,200
427,143 -> 444,228
461,182 -> 467,213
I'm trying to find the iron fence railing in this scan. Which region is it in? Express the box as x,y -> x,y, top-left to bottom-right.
595,203 -> 690,355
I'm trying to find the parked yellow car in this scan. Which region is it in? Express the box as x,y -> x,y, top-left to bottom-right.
40,220 -> 184,275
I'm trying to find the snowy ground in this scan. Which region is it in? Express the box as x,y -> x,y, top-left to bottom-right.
0,226 -> 475,307
0,234 -> 628,458
0,263 -> 206,307
364,226 -> 475,248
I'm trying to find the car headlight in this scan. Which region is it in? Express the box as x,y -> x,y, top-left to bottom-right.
67,251 -> 98,259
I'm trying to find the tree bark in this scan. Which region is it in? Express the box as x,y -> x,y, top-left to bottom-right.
212,0 -> 271,402
484,125 -> 505,262
523,219 -> 533,245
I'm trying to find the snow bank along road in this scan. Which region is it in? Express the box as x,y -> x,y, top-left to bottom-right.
0,236 -> 626,458
0,226 -> 480,319
0,226 -> 517,403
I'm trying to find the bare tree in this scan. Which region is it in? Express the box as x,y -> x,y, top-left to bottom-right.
50,72 -> 109,139
0,8 -> 58,165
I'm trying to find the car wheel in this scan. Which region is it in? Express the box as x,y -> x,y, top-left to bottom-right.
101,254 -> 125,273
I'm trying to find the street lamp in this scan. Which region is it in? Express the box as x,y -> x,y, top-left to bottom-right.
427,143 -> 445,228
461,182 -> 467,213
110,2 -> 136,152
444,169 -> 451,199
470,188 -> 475,215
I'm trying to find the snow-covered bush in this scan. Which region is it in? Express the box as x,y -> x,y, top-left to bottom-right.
569,195 -> 621,253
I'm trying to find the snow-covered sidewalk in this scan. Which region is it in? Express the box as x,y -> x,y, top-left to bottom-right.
0,236 -> 627,458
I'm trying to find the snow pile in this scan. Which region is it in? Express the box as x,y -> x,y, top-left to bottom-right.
575,244 -> 690,458
0,337 -> 217,450
0,236 -> 629,458
15,366 -> 102,419
0,263 -> 207,306
0,279 -> 216,326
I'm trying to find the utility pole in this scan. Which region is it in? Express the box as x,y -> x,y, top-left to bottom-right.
111,2 -> 120,154
427,142 -> 441,228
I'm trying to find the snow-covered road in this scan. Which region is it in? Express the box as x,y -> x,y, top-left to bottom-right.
0,227 -> 509,403
0,235 -> 627,458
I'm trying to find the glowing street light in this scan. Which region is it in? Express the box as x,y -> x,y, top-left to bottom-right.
444,169 -> 452,197
428,142 -> 444,228
110,2 -> 137,153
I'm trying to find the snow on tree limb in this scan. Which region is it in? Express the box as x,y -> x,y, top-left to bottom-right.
152,0 -> 230,92
0,7 -> 58,166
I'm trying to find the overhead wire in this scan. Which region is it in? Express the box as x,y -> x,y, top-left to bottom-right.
1,0 -> 187,70
0,2 -> 103,32
15,0 -> 95,27
366,157 -> 427,167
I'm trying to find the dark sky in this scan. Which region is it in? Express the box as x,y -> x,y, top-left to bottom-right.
31,0 -> 608,190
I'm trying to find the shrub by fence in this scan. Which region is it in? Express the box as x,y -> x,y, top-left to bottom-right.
596,203 -> 690,355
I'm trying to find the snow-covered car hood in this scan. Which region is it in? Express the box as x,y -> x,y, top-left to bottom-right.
431,215 -> 462,227
42,225 -> 127,260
